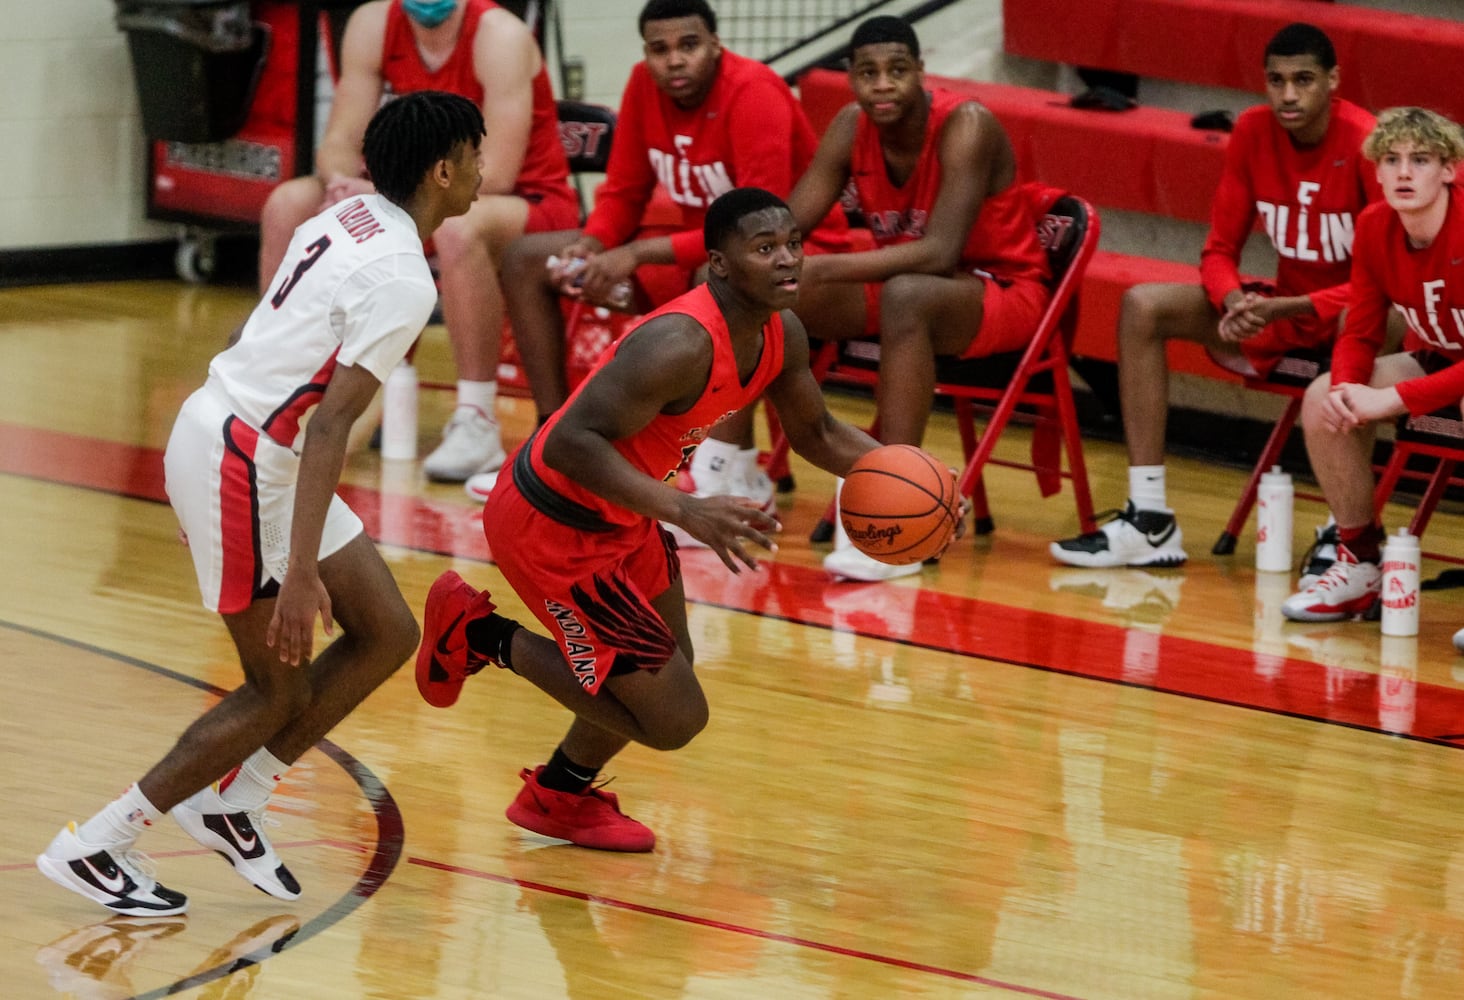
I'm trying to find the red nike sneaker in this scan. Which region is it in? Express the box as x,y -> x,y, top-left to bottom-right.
505,766 -> 656,852
416,571 -> 496,708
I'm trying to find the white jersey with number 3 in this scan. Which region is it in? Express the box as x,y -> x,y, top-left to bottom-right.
209,194 -> 436,451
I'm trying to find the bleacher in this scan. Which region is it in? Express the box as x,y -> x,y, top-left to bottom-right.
799,0 -> 1464,385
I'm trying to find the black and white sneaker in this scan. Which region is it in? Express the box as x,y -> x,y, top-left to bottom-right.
36,822 -> 188,916
1050,502 -> 1187,568
172,785 -> 301,900
1298,521 -> 1339,590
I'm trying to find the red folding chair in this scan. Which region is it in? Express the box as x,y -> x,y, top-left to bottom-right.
772,185 -> 1100,538
1372,404 -> 1464,565
1207,346 -> 1328,555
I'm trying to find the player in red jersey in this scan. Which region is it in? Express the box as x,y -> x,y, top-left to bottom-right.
491,0 -> 842,508
259,0 -> 578,485
416,188 -> 883,851
38,92 -> 484,915
1053,23 -> 1381,574
776,16 -> 1049,581
1279,107 -> 1464,624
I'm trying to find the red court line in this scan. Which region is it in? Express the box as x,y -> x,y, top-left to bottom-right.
7,422 -> 1464,744
410,856 -> 1082,998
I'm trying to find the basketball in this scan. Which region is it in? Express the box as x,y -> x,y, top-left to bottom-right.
840,445 -> 960,565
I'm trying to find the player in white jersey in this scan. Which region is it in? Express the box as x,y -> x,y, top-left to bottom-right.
36,91 -> 484,917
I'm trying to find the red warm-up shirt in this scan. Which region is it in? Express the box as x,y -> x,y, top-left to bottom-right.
381,0 -> 571,202
1201,99 -> 1379,325
1332,186 -> 1464,415
581,50 -> 822,270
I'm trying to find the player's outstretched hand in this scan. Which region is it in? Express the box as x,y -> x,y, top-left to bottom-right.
676,495 -> 781,574
267,570 -> 334,666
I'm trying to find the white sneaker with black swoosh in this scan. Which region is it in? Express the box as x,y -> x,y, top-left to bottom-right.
1049,502 -> 1188,568
36,822 -> 189,916
173,785 -> 301,900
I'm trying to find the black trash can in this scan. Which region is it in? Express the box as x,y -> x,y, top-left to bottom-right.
115,0 -> 271,143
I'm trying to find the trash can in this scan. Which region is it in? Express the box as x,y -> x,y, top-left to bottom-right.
115,0 -> 271,143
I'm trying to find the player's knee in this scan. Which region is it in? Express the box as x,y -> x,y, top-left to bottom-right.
646,702 -> 709,751
502,233 -> 554,283
878,275 -> 930,339
1299,374 -> 1336,432
1117,285 -> 1163,345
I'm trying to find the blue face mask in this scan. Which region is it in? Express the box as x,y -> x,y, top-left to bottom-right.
402,0 -> 457,28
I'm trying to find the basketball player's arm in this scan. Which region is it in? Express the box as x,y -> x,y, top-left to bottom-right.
801,103 -> 996,283
471,9 -> 537,195
762,310 -> 879,476
268,363 -> 381,665
1199,118 -> 1258,315
787,104 -> 856,237
314,1 -> 389,201
544,319 -> 780,572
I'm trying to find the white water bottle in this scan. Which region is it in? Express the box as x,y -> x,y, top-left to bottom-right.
1255,466 -> 1293,572
1380,528 -> 1421,637
381,361 -> 418,461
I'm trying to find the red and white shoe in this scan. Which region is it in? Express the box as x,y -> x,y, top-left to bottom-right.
1281,543 -> 1381,622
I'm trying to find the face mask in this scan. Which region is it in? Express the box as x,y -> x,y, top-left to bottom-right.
402,0 -> 457,28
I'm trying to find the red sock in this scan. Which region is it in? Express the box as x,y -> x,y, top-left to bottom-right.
1339,522 -> 1384,563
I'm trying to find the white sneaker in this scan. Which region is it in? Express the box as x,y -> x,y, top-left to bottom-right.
464,469 -> 499,503
423,406 -> 505,482
36,823 -> 188,916
664,461 -> 778,549
1452,627 -> 1464,655
823,543 -> 923,582
1280,544 -> 1381,622
1298,522 -> 1340,590
1049,502 -> 1187,568
172,785 -> 301,900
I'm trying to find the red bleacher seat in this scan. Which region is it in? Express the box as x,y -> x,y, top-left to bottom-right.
796,69 -> 1225,225
1004,0 -> 1464,127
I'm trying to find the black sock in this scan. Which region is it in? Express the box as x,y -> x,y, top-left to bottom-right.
538,746 -> 600,794
464,614 -> 522,671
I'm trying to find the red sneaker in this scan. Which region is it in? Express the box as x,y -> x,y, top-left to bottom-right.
505,766 -> 656,852
415,571 -> 496,708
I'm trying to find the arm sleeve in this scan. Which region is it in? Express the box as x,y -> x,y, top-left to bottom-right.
1199,122 -> 1257,311
582,71 -> 658,250
1396,363 -> 1464,416
1329,215 -> 1390,388
1307,282 -> 1352,326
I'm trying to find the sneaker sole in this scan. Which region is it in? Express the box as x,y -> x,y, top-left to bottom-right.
171,807 -> 301,901
1048,543 -> 1187,569
1281,597 -> 1381,623
424,452 -> 506,484
505,801 -> 655,853
36,854 -> 190,916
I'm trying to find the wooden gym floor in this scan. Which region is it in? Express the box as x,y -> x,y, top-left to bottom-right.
4,279 -> 1464,999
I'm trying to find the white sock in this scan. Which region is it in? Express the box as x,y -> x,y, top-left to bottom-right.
1128,465 -> 1168,513
832,477 -> 851,551
691,437 -> 739,481
217,748 -> 290,812
78,784 -> 162,846
735,447 -> 762,481
456,380 -> 497,419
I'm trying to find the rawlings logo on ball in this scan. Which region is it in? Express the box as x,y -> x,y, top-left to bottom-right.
846,522 -> 903,548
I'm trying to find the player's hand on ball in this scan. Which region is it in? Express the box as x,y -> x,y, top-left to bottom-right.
676,494 -> 780,574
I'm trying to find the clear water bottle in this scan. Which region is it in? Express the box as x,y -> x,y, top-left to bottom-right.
380,360 -> 418,461
1380,528 -> 1421,637
1255,466 -> 1293,572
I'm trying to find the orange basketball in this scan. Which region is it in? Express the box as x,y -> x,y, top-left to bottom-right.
840,445 -> 960,565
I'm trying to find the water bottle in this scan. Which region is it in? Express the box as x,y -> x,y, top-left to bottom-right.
548,254 -> 634,311
1255,466 -> 1293,573
380,361 -> 418,461
1380,528 -> 1421,637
